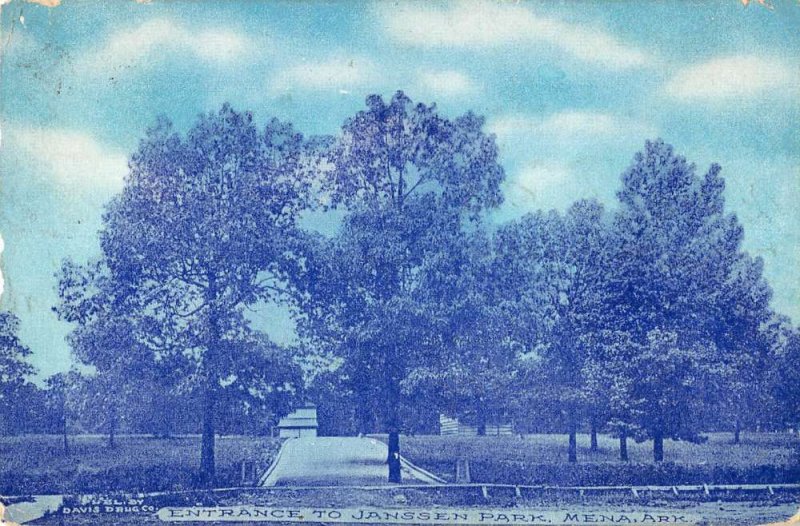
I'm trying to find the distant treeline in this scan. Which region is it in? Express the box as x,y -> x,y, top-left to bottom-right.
0,377 -> 285,438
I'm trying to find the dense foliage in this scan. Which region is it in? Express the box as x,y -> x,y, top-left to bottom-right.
0,93 -> 793,485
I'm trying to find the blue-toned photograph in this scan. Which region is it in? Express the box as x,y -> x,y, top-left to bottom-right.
0,1 -> 798,524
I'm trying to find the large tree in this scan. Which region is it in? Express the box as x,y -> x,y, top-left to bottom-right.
404,229 -> 518,436
632,330 -> 723,461
213,335 -> 304,435
611,140 -> 770,460
771,320 -> 800,431
495,200 -> 614,462
298,92 -> 504,481
56,259 -> 201,442
0,311 -> 36,434
55,260 -> 159,447
64,105 -> 311,483
0,311 -> 36,395
712,254 -> 774,443
580,330 -> 640,461
44,370 -> 83,455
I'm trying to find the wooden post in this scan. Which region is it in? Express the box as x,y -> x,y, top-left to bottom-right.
653,430 -> 664,462
567,416 -> 578,463
456,459 -> 471,483
619,428 -> 629,462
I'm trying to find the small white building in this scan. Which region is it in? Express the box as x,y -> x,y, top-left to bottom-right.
277,404 -> 318,438
439,414 -> 513,436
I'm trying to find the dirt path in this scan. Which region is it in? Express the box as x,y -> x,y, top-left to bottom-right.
260,437 -> 439,486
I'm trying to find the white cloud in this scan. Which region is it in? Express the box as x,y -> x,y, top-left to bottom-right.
665,55 -> 798,102
416,69 -> 477,97
13,127 -> 127,192
270,56 -> 378,93
492,112 -> 658,214
380,2 -> 651,70
501,160 -> 581,213
0,0 -> 60,5
490,111 -> 657,144
515,161 -> 574,196
79,18 -> 251,73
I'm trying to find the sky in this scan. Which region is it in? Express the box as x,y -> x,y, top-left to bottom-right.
0,0 -> 798,382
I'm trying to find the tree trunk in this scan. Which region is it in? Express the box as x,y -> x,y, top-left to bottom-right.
456,458 -> 471,483
568,418 -> 577,463
108,404 -> 117,448
653,429 -> 664,462
387,429 -> 401,483
477,409 -> 487,436
60,395 -> 69,456
358,414 -> 369,436
62,417 -> 69,456
386,399 -> 402,482
734,418 -> 741,445
384,342 -> 402,484
590,420 -> 599,452
357,398 -> 371,436
160,397 -> 174,439
619,428 -> 629,462
200,384 -> 216,485
201,280 -> 220,486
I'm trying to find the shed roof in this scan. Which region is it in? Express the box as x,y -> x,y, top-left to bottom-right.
277,407 -> 318,429
278,418 -> 318,428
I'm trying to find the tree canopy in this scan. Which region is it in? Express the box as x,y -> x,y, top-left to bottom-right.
57,105 -> 311,482
295,91 -> 506,481
43,96 -> 797,482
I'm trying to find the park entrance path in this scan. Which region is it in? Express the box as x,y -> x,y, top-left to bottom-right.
260,437 -> 441,487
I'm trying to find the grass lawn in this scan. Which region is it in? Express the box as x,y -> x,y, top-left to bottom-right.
398,432 -> 800,485
3,432 -> 799,496
402,432 -> 800,466
0,434 -> 281,495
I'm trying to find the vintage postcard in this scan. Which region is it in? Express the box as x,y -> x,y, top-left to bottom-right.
0,1 -> 798,525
